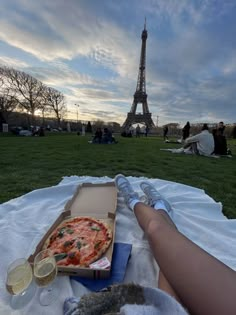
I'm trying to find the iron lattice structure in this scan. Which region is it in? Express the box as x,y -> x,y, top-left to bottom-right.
122,21 -> 155,130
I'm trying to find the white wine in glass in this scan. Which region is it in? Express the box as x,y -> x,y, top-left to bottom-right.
6,258 -> 35,309
34,249 -> 59,306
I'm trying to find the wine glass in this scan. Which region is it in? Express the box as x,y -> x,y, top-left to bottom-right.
33,249 -> 59,306
6,258 -> 36,309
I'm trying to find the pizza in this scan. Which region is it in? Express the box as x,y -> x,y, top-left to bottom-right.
43,216 -> 113,267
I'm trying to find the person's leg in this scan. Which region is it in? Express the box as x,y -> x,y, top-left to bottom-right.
183,142 -> 199,154
115,176 -> 183,302
134,202 -> 236,315
183,142 -> 191,149
158,270 -> 182,302
115,175 -> 236,315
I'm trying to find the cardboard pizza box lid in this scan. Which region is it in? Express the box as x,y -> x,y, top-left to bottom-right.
65,182 -> 117,219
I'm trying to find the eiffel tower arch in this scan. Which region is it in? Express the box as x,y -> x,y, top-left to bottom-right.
122,20 -> 155,130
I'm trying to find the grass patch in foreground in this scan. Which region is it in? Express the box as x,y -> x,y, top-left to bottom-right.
0,133 -> 236,218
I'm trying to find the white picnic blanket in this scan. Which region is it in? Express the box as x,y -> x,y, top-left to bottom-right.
0,176 -> 236,315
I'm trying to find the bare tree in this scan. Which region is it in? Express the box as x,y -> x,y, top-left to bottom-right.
45,87 -> 66,127
0,66 -> 67,128
1,66 -> 45,124
0,95 -> 18,124
0,68 -> 18,125
36,84 -> 51,126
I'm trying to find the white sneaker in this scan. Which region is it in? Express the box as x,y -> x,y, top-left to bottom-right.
140,181 -> 171,212
115,174 -> 139,210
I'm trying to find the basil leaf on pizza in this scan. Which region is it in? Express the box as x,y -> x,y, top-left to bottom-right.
54,253 -> 68,262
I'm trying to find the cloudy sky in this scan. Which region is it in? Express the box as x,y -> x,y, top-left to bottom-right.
0,0 -> 236,126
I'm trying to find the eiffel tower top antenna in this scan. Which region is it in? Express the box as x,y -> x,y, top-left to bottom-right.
144,17 -> 146,30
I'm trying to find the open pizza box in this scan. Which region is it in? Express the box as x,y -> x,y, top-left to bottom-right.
28,182 -> 117,279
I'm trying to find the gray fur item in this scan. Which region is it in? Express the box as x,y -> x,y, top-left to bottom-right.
63,283 -> 188,315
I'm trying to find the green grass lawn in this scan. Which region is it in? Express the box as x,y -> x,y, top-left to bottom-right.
1,133 -> 236,218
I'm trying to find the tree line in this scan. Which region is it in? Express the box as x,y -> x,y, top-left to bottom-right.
0,66 -> 66,128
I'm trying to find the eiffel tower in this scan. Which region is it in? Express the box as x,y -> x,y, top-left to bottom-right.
122,20 -> 155,130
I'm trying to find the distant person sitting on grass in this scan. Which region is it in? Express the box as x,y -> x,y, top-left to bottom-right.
101,128 -> 118,144
182,123 -> 214,156
212,123 -> 231,156
212,127 -> 227,155
93,128 -> 103,144
102,127 -> 112,144
89,127 -> 117,144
